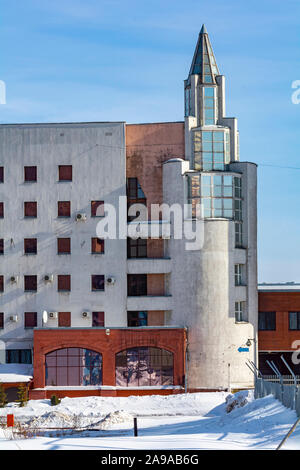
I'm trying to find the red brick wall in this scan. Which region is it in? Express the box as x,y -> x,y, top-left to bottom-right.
126,122 -> 185,217
259,292 -> 300,351
33,328 -> 186,389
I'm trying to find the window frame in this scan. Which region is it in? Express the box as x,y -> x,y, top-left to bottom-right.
57,238 -> 71,255
24,166 -> 37,183
24,201 -> 37,218
258,311 -> 276,331
289,312 -> 300,331
58,165 -> 72,182
92,312 -> 105,327
91,275 -> 105,292
24,275 -> 37,292
57,201 -> 71,218
24,312 -> 37,329
24,238 -> 37,255
57,275 -> 71,292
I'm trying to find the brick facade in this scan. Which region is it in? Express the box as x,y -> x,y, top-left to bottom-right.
30,327 -> 186,398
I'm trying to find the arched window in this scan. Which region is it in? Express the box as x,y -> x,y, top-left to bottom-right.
116,347 -> 174,387
45,348 -> 102,386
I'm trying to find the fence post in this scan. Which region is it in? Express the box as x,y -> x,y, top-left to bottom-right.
133,417 -> 138,437
280,355 -> 298,411
7,414 -> 14,428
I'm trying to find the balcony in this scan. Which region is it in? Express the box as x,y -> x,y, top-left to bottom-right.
127,295 -> 173,311
127,257 -> 171,274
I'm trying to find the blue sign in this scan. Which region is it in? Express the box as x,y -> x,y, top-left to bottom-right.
238,347 -> 249,352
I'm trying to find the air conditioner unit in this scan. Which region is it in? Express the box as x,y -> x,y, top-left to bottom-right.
106,276 -> 116,286
76,213 -> 87,222
10,315 -> 18,322
44,274 -> 54,283
49,312 -> 58,319
10,276 -> 19,284
82,311 -> 90,319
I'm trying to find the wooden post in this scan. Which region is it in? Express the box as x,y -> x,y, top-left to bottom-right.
133,417 -> 138,437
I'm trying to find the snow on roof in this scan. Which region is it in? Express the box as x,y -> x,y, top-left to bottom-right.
258,283 -> 300,292
0,364 -> 33,383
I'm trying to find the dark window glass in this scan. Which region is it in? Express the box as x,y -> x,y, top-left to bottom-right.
58,201 -> 71,217
58,312 -> 71,327
128,274 -> 147,296
289,312 -> 300,330
91,238 -> 105,254
45,348 -> 102,386
24,166 -> 37,182
91,201 -> 104,217
0,276 -> 3,292
24,238 -> 37,254
0,202 -> 4,218
116,347 -> 173,387
6,349 -> 32,364
24,312 -> 37,328
24,202 -> 37,218
59,165 -> 72,181
127,311 -> 148,327
0,239 -> 3,255
92,275 -> 105,291
0,313 -> 3,329
127,238 -> 147,258
258,312 -> 276,331
92,312 -> 105,327
57,238 -> 71,254
0,167 -> 3,183
24,275 -> 37,292
127,178 -> 146,200
58,275 -> 71,292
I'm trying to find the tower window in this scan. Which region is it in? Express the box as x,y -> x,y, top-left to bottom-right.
235,302 -> 247,323
203,87 -> 216,125
193,130 -> 230,171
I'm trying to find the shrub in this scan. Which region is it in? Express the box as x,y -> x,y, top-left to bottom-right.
0,384 -> 7,408
16,384 -> 28,408
50,395 -> 61,406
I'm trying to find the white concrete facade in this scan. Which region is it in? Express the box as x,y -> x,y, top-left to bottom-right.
0,122 -> 127,354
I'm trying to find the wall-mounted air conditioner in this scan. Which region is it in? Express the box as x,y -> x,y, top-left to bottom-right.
76,213 -> 87,222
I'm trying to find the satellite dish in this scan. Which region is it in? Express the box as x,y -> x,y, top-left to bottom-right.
42,311 -> 48,324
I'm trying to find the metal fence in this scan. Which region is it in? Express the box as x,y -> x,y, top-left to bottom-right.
255,377 -> 300,415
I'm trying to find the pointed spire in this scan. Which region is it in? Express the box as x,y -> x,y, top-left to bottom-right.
188,26 -> 219,83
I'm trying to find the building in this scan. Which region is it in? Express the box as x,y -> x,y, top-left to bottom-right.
0,26 -> 258,399
258,283 -> 300,375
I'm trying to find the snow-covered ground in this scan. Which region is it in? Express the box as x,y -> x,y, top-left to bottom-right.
0,391 -> 300,450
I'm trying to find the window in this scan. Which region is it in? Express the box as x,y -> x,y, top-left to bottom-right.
188,173 -> 242,220
24,166 -> 37,182
0,239 -> 3,255
58,312 -> 71,327
127,238 -> 147,258
57,238 -> 71,254
92,312 -> 105,327
235,223 -> 243,247
193,130 -> 230,171
116,347 -> 174,387
24,312 -> 37,328
0,202 -> 4,218
235,302 -> 248,322
235,264 -> 243,286
24,238 -> 37,255
0,276 -> 3,292
185,87 -> 192,117
24,202 -> 37,218
0,313 -> 3,329
0,167 -> 3,183
128,274 -> 147,296
91,275 -> 105,291
58,201 -> 71,217
91,238 -> 105,254
59,165 -> 72,182
24,275 -> 37,292
258,312 -> 276,331
128,311 -> 148,327
6,349 -> 32,364
58,275 -> 71,292
203,87 -> 216,125
127,178 -> 146,200
45,348 -> 102,386
289,312 -> 300,330
91,201 -> 104,217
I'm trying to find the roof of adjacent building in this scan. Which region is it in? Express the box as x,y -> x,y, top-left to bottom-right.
258,282 -> 300,292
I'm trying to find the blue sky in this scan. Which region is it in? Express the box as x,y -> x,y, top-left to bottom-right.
0,0 -> 299,282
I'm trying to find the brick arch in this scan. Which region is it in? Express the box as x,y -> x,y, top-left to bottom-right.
43,344 -> 104,357
114,344 -> 174,356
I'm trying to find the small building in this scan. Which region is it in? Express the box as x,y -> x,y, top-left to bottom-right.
258,283 -> 300,375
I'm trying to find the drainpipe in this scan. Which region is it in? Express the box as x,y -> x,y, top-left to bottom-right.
184,328 -> 188,394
